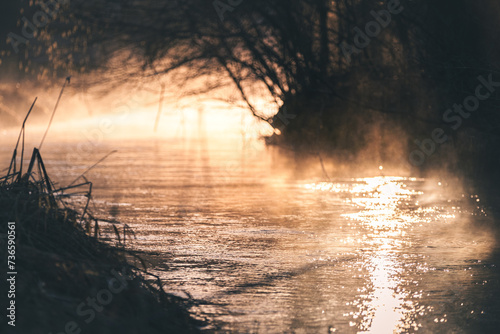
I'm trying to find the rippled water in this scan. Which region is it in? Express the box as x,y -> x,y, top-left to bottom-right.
2,136 -> 499,333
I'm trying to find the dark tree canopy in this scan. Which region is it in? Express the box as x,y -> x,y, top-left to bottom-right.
1,0 -> 500,182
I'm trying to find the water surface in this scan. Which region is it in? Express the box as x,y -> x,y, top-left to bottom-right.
1,136 -> 499,333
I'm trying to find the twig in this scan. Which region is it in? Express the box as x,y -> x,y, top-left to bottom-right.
6,97 -> 37,182
39,76 -> 71,150
154,83 -> 165,132
68,150 -> 117,188
317,152 -> 331,182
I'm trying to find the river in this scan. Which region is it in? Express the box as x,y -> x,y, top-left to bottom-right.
1,132 -> 499,333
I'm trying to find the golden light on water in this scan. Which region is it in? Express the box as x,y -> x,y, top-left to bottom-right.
2,86 -> 495,332
1,125 -> 495,332
344,177 -> 417,332
1,0 -> 499,330
361,249 -> 408,333
302,176 -> 495,333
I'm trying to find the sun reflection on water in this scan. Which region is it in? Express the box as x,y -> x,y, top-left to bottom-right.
360,249 -> 407,333
304,176 -> 439,333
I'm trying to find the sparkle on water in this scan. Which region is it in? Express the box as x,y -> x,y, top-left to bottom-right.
302,176 -> 494,333
1,135 -> 497,333
305,177 -> 419,332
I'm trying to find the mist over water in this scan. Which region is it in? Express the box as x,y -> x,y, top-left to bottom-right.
2,0 -> 500,333
1,120 -> 498,332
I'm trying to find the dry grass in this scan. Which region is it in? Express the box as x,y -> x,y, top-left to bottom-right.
0,106 -> 207,333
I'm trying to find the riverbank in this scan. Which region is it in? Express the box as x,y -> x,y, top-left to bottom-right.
0,149 -> 205,333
